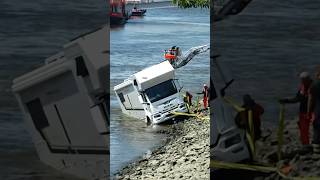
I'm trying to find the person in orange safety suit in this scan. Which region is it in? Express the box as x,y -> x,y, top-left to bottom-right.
198,84 -> 209,110
279,72 -> 313,145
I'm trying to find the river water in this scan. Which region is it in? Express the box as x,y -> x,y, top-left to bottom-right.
213,0 -> 320,127
110,5 -> 209,175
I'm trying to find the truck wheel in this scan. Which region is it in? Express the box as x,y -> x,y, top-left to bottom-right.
146,117 -> 151,125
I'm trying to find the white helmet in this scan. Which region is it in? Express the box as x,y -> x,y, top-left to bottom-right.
299,72 -> 310,79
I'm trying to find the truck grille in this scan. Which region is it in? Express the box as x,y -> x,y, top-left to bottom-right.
162,105 -> 178,114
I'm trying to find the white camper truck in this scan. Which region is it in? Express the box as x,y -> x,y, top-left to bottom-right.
210,55 -> 250,163
114,61 -> 188,124
12,26 -> 109,179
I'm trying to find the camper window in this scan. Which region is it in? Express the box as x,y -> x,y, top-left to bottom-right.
145,79 -> 177,103
75,56 -> 89,77
118,92 -> 125,103
26,98 -> 50,130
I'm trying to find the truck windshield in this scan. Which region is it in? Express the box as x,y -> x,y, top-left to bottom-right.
145,79 -> 177,103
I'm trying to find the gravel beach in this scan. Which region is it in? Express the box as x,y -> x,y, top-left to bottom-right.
112,114 -> 320,180
255,117 -> 320,180
113,117 -> 210,179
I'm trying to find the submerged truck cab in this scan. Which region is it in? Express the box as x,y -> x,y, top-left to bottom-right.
210,55 -> 250,163
114,61 -> 187,124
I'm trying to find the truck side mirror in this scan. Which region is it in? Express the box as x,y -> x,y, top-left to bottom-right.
179,86 -> 183,92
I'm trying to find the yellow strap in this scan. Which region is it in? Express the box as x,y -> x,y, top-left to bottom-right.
223,96 -> 245,112
199,116 -> 210,121
247,110 -> 256,156
210,160 -> 276,173
186,103 -> 190,113
171,111 -> 209,121
171,112 -> 198,117
211,160 -> 320,180
246,131 -> 255,158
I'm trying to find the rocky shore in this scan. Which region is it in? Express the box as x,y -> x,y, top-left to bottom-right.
255,118 -> 320,179
112,115 -> 320,179
113,117 -> 210,179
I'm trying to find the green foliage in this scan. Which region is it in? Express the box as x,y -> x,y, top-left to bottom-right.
172,0 -> 210,8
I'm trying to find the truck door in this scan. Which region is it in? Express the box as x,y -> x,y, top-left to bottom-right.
117,84 -> 143,110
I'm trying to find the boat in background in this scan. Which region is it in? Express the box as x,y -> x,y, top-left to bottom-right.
110,0 -> 128,25
131,6 -> 147,16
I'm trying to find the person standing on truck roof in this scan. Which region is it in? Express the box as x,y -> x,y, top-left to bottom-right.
279,72 -> 313,145
235,94 -> 264,142
308,67 -> 320,153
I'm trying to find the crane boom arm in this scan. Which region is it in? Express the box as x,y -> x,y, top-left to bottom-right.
171,44 -> 210,69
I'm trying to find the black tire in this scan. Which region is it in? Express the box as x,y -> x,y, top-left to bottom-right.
146,116 -> 151,125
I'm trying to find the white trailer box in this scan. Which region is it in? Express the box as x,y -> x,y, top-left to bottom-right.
12,26 -> 109,180
114,61 -> 188,124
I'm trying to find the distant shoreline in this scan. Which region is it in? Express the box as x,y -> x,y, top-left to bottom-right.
125,1 -> 175,9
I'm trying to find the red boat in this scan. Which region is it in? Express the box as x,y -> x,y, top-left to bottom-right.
110,0 -> 128,25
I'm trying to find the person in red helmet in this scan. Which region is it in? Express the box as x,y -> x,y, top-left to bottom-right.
280,72 -> 314,145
